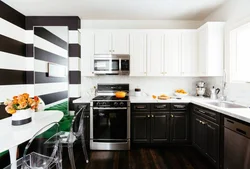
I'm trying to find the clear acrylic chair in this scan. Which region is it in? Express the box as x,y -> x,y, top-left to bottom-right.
59,105 -> 89,169
4,122 -> 62,169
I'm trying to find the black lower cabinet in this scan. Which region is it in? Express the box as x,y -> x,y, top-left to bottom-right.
151,112 -> 169,143
132,103 -> 189,145
192,110 -> 220,168
170,112 -> 189,143
193,114 -> 207,151
132,112 -> 151,143
206,121 -> 219,164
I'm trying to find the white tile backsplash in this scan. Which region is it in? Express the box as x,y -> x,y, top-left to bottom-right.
81,76 -> 202,97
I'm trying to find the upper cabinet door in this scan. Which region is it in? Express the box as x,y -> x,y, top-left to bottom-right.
198,22 -> 224,76
94,31 -> 112,54
164,31 -> 181,76
147,32 -> 165,76
198,26 -> 208,76
81,30 -> 95,76
112,31 -> 130,54
130,32 -> 147,76
181,30 -> 198,76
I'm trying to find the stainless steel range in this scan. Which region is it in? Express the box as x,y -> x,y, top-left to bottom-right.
90,84 -> 130,150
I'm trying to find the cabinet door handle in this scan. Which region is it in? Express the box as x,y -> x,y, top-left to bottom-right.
171,114 -> 174,118
151,115 -> 154,117
147,115 -> 150,118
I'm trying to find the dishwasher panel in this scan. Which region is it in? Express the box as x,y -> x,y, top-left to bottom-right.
224,118 -> 250,169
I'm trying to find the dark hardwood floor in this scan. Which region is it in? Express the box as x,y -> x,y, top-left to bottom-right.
62,145 -> 216,169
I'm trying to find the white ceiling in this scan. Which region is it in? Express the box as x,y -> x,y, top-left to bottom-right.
3,0 -> 227,20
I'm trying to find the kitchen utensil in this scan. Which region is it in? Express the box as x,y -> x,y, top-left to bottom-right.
115,91 -> 127,98
210,86 -> 220,100
197,81 -> 206,88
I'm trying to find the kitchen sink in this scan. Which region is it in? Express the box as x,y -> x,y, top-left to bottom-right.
206,102 -> 247,108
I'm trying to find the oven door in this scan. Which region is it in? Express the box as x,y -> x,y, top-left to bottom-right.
91,107 -> 127,142
94,58 -> 119,75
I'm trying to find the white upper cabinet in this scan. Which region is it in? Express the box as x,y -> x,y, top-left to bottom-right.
130,31 -> 147,76
181,30 -> 198,76
164,31 -> 181,76
81,30 -> 95,76
147,32 -> 165,76
198,22 -> 225,76
80,23 -> 224,77
94,30 -> 130,55
112,31 -> 130,54
94,31 -> 112,54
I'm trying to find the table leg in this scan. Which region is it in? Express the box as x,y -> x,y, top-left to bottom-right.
9,146 -> 17,169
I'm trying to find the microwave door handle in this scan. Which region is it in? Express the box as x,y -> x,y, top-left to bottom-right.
119,58 -> 121,73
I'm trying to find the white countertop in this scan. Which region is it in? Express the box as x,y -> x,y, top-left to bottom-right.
73,96 -> 250,124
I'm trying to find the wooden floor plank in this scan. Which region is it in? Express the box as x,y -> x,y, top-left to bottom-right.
62,145 -> 216,169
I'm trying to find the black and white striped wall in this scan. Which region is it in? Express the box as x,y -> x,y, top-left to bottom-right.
0,1 -> 31,119
33,26 -> 69,108
26,17 -> 81,111
0,1 -> 81,118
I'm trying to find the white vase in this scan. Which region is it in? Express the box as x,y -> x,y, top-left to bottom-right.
12,109 -> 32,126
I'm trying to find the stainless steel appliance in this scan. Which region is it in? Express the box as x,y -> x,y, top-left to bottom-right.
196,81 -> 206,97
224,118 -> 250,169
94,55 -> 130,75
90,84 -> 130,150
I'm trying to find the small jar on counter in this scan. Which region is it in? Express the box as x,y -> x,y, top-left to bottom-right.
135,88 -> 141,97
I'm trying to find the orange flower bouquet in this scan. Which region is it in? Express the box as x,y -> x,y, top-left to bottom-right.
4,93 -> 40,126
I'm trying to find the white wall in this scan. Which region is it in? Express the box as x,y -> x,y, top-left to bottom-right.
204,0 -> 250,106
81,20 -> 202,29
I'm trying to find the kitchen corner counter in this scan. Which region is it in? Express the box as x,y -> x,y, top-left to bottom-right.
129,96 -> 213,103
73,95 -> 250,124
130,96 -> 250,124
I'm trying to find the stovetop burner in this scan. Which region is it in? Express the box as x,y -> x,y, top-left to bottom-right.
92,95 -> 129,101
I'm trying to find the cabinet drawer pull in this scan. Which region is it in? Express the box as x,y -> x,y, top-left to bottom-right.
147,115 -> 150,118
151,115 -> 154,117
171,114 -> 174,118
155,105 -> 167,109
198,109 -> 206,114
173,105 -> 186,109
135,106 -> 146,109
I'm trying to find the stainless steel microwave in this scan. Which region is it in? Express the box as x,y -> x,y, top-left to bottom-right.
93,54 -> 130,75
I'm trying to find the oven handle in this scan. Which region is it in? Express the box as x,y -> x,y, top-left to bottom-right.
93,107 -> 128,110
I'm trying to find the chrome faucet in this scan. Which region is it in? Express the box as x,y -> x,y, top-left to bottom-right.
219,70 -> 227,101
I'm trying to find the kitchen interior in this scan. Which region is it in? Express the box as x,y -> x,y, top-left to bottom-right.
1,0 -> 250,169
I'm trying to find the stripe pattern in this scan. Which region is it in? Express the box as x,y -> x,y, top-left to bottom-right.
0,1 -> 27,119
34,26 -> 69,107
26,19 -> 81,110
0,1 -> 81,119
